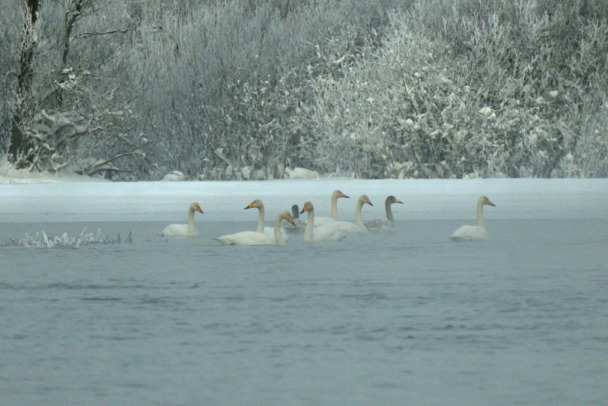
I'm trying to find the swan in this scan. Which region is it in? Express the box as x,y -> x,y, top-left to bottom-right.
216,210 -> 295,246
365,195 -> 403,231
245,199 -> 289,241
329,195 -> 374,233
300,201 -> 345,242
450,195 -> 496,241
313,190 -> 350,227
160,202 -> 204,237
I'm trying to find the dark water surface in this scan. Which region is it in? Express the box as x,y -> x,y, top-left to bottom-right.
1,219 -> 607,405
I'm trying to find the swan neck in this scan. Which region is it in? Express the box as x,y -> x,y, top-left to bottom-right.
385,200 -> 394,223
256,206 -> 265,233
330,194 -> 338,220
477,200 -> 486,229
304,210 -> 314,242
274,216 -> 286,245
187,207 -> 196,232
355,200 -> 367,230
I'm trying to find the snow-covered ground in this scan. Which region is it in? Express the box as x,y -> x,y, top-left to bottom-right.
0,156 -> 108,185
1,163 -> 606,222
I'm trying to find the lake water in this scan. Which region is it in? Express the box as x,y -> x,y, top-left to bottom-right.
1,215 -> 607,405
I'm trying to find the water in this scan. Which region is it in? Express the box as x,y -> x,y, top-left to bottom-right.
1,218 -> 607,405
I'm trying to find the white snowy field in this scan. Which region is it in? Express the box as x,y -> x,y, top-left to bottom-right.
1,176 -> 606,222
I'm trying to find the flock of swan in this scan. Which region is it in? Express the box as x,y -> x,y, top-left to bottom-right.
160,191 -> 496,245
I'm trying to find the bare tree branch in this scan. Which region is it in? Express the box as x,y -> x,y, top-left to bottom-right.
72,27 -> 132,40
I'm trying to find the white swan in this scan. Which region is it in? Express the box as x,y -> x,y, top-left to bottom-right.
329,195 -> 374,233
300,201 -> 345,242
365,195 -> 403,231
313,190 -> 350,227
216,210 -> 295,246
244,199 -> 289,241
160,202 -> 204,237
450,195 -> 496,241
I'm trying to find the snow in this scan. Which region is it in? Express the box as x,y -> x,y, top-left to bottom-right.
0,156 -> 107,184
161,171 -> 186,181
1,165 -> 606,222
284,167 -> 319,179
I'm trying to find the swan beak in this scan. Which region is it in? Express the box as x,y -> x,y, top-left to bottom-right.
487,200 -> 496,207
396,199 -> 404,204
244,202 -> 255,210
367,199 -> 373,206
341,192 -> 350,198
288,216 -> 296,226
300,208 -> 306,214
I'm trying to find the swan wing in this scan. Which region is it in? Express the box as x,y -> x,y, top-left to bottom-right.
364,219 -> 393,232
450,225 -> 488,241
313,216 -> 335,228
216,231 -> 274,246
161,224 -> 197,237
332,220 -> 367,233
313,223 -> 346,241
264,226 -> 289,241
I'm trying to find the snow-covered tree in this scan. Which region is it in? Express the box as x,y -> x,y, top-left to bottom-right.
2,0 -> 155,178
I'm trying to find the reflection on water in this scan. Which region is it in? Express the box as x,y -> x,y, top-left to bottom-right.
1,220 -> 607,406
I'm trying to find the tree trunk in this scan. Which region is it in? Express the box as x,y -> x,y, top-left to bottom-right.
62,0 -> 86,67
8,0 -> 41,163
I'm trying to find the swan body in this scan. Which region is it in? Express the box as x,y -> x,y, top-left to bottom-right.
365,195 -> 403,232
313,190 -> 350,227
300,201 -> 345,242
216,210 -> 295,246
160,202 -> 204,237
450,196 -> 496,241
333,195 -> 373,233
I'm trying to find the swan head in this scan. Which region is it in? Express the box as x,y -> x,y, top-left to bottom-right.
279,210 -> 296,226
480,196 -> 496,207
190,202 -> 204,214
300,201 -> 314,214
244,199 -> 264,210
387,196 -> 403,205
359,195 -> 373,206
332,190 -> 349,199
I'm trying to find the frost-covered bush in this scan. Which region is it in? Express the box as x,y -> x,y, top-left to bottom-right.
409,0 -> 608,177
2,1 -> 155,179
0,2 -> 23,154
128,0 -> 401,179
307,15 -> 478,178
3,0 -> 606,179
305,1 -> 608,178
14,67 -> 151,178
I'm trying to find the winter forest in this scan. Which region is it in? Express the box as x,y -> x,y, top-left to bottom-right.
1,0 -> 607,181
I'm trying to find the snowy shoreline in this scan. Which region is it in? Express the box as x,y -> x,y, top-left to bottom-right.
1,178 -> 606,222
